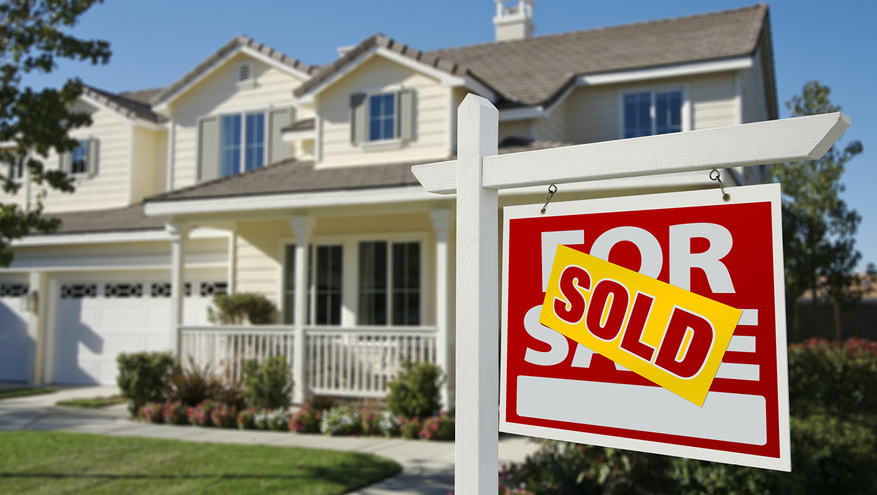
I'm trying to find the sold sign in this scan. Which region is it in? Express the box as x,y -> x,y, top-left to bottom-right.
540,246 -> 742,406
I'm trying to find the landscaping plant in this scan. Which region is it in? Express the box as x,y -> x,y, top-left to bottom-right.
242,356 -> 293,410
289,403 -> 322,433
164,357 -> 227,407
116,351 -> 175,416
386,361 -> 443,419
207,292 -> 277,324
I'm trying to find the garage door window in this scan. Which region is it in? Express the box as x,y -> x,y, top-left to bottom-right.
60,284 -> 97,299
105,283 -> 143,298
0,283 -> 29,297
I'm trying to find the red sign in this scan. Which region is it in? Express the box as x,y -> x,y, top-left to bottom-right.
499,184 -> 791,471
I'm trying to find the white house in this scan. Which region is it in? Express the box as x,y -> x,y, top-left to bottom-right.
0,2 -> 777,408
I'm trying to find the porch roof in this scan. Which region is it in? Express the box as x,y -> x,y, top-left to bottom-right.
146,139 -> 568,203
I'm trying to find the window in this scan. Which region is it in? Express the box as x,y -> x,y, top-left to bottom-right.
198,107 -> 293,182
6,159 -> 24,181
350,89 -> 415,145
312,245 -> 343,326
60,138 -> 98,177
219,112 -> 264,177
622,89 -> 685,139
358,241 -> 421,326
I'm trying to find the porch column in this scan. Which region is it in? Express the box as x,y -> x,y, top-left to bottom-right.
167,222 -> 190,356
289,216 -> 313,404
430,208 -> 453,410
27,271 -> 47,385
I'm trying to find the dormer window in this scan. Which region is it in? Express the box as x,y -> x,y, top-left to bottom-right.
236,62 -> 254,87
350,89 -> 416,147
60,138 -> 99,178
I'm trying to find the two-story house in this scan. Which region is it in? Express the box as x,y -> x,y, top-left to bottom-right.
0,2 -> 776,408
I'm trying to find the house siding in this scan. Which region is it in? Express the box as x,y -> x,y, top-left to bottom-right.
130,126 -> 167,202
317,55 -> 451,168
169,53 -> 307,189
533,99 -> 568,143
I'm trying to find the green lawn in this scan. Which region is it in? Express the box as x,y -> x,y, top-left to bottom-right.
55,395 -> 127,408
0,431 -> 401,494
0,388 -> 55,400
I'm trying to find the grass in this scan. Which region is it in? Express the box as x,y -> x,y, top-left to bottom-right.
55,395 -> 127,408
0,388 -> 55,400
0,431 -> 402,494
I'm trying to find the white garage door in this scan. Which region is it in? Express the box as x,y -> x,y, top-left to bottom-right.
0,279 -> 30,382
52,276 -> 223,385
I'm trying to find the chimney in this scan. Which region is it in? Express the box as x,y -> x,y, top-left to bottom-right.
493,0 -> 535,42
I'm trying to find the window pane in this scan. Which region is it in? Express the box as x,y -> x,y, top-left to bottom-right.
283,245 -> 296,324
392,242 -> 420,326
314,245 -> 342,325
220,114 -> 241,177
368,93 -> 396,141
71,140 -> 88,174
655,91 -> 682,135
358,241 -> 388,325
623,93 -> 652,138
245,112 -> 265,171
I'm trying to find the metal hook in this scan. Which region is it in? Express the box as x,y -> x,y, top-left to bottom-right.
540,184 -> 558,214
710,169 -> 731,202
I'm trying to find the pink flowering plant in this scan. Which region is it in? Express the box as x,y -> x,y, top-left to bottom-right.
289,403 -> 322,433
140,401 -> 164,423
398,417 -> 421,439
162,401 -> 188,425
210,403 -> 238,428
419,412 -> 454,441
188,400 -> 219,427
237,407 -> 258,429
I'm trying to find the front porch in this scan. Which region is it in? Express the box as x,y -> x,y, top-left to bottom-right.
179,325 -> 439,402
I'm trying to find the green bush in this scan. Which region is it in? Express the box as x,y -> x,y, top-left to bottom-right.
116,351 -> 175,416
386,361 -> 443,419
787,338 -> 877,422
242,356 -> 293,410
207,292 -> 277,324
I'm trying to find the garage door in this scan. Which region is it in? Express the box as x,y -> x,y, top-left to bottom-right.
0,279 -> 30,382
52,276 -> 223,385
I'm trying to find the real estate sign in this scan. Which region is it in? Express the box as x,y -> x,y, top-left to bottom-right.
499,183 -> 791,471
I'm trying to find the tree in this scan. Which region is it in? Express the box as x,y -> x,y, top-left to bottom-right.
768,80 -> 863,339
0,0 -> 110,266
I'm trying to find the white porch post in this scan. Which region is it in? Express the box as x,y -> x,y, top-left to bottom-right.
454,95 -> 499,494
289,216 -> 313,404
167,222 -> 190,356
430,208 -> 453,411
27,271 -> 47,385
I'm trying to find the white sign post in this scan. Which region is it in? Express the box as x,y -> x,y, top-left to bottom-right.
412,94 -> 850,493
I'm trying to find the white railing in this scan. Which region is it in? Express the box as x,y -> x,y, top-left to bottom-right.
178,325 -> 438,398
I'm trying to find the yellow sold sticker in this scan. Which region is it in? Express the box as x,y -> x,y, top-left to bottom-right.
539,245 -> 742,406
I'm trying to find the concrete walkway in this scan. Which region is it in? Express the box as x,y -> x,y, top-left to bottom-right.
0,385 -> 538,494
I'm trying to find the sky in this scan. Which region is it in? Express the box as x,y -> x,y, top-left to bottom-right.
30,0 -> 877,269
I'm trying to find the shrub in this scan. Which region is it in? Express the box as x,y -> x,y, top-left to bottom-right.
289,403 -> 322,433
207,292 -> 277,324
254,409 -> 290,431
164,358 -> 227,407
187,400 -> 220,427
321,405 -> 362,436
386,361 -> 443,419
140,401 -> 165,424
398,417 -> 421,439
237,407 -> 258,430
378,412 -> 401,437
116,351 -> 175,416
210,403 -> 238,429
787,338 -> 877,422
360,409 -> 382,436
242,357 -> 293,410
419,412 -> 454,441
162,401 -> 188,425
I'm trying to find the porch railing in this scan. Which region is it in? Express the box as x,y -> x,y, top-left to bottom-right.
179,325 -> 438,399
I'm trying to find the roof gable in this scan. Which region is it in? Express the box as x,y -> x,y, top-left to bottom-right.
81,85 -> 163,124
151,35 -> 320,111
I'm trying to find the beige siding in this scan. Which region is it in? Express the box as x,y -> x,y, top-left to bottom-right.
169,53 -> 308,189
130,126 -> 167,202
532,99 -> 568,142
690,73 -> 738,130
318,55 -> 451,168
566,85 -> 619,144
499,120 -> 532,142
32,104 -> 134,213
741,47 -> 770,124
234,220 -> 285,303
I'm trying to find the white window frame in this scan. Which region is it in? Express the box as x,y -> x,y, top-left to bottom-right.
219,110 -> 267,177
281,233 -> 427,328
617,84 -> 690,139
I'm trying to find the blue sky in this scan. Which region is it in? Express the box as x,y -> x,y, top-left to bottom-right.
33,0 -> 876,269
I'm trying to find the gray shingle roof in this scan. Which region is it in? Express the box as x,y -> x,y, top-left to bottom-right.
83,86 -> 164,123
48,203 -> 171,234
297,4 -> 769,107
147,139 -> 570,203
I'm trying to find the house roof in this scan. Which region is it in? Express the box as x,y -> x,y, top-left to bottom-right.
296,4 -> 769,107
48,203 -> 171,234
149,35 -> 321,108
82,85 -> 164,123
147,139 -> 570,203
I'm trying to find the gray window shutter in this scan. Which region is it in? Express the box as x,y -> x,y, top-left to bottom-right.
198,116 -> 220,182
86,138 -> 99,176
350,93 -> 367,144
267,107 -> 294,164
398,89 -> 415,141
59,150 -> 71,174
